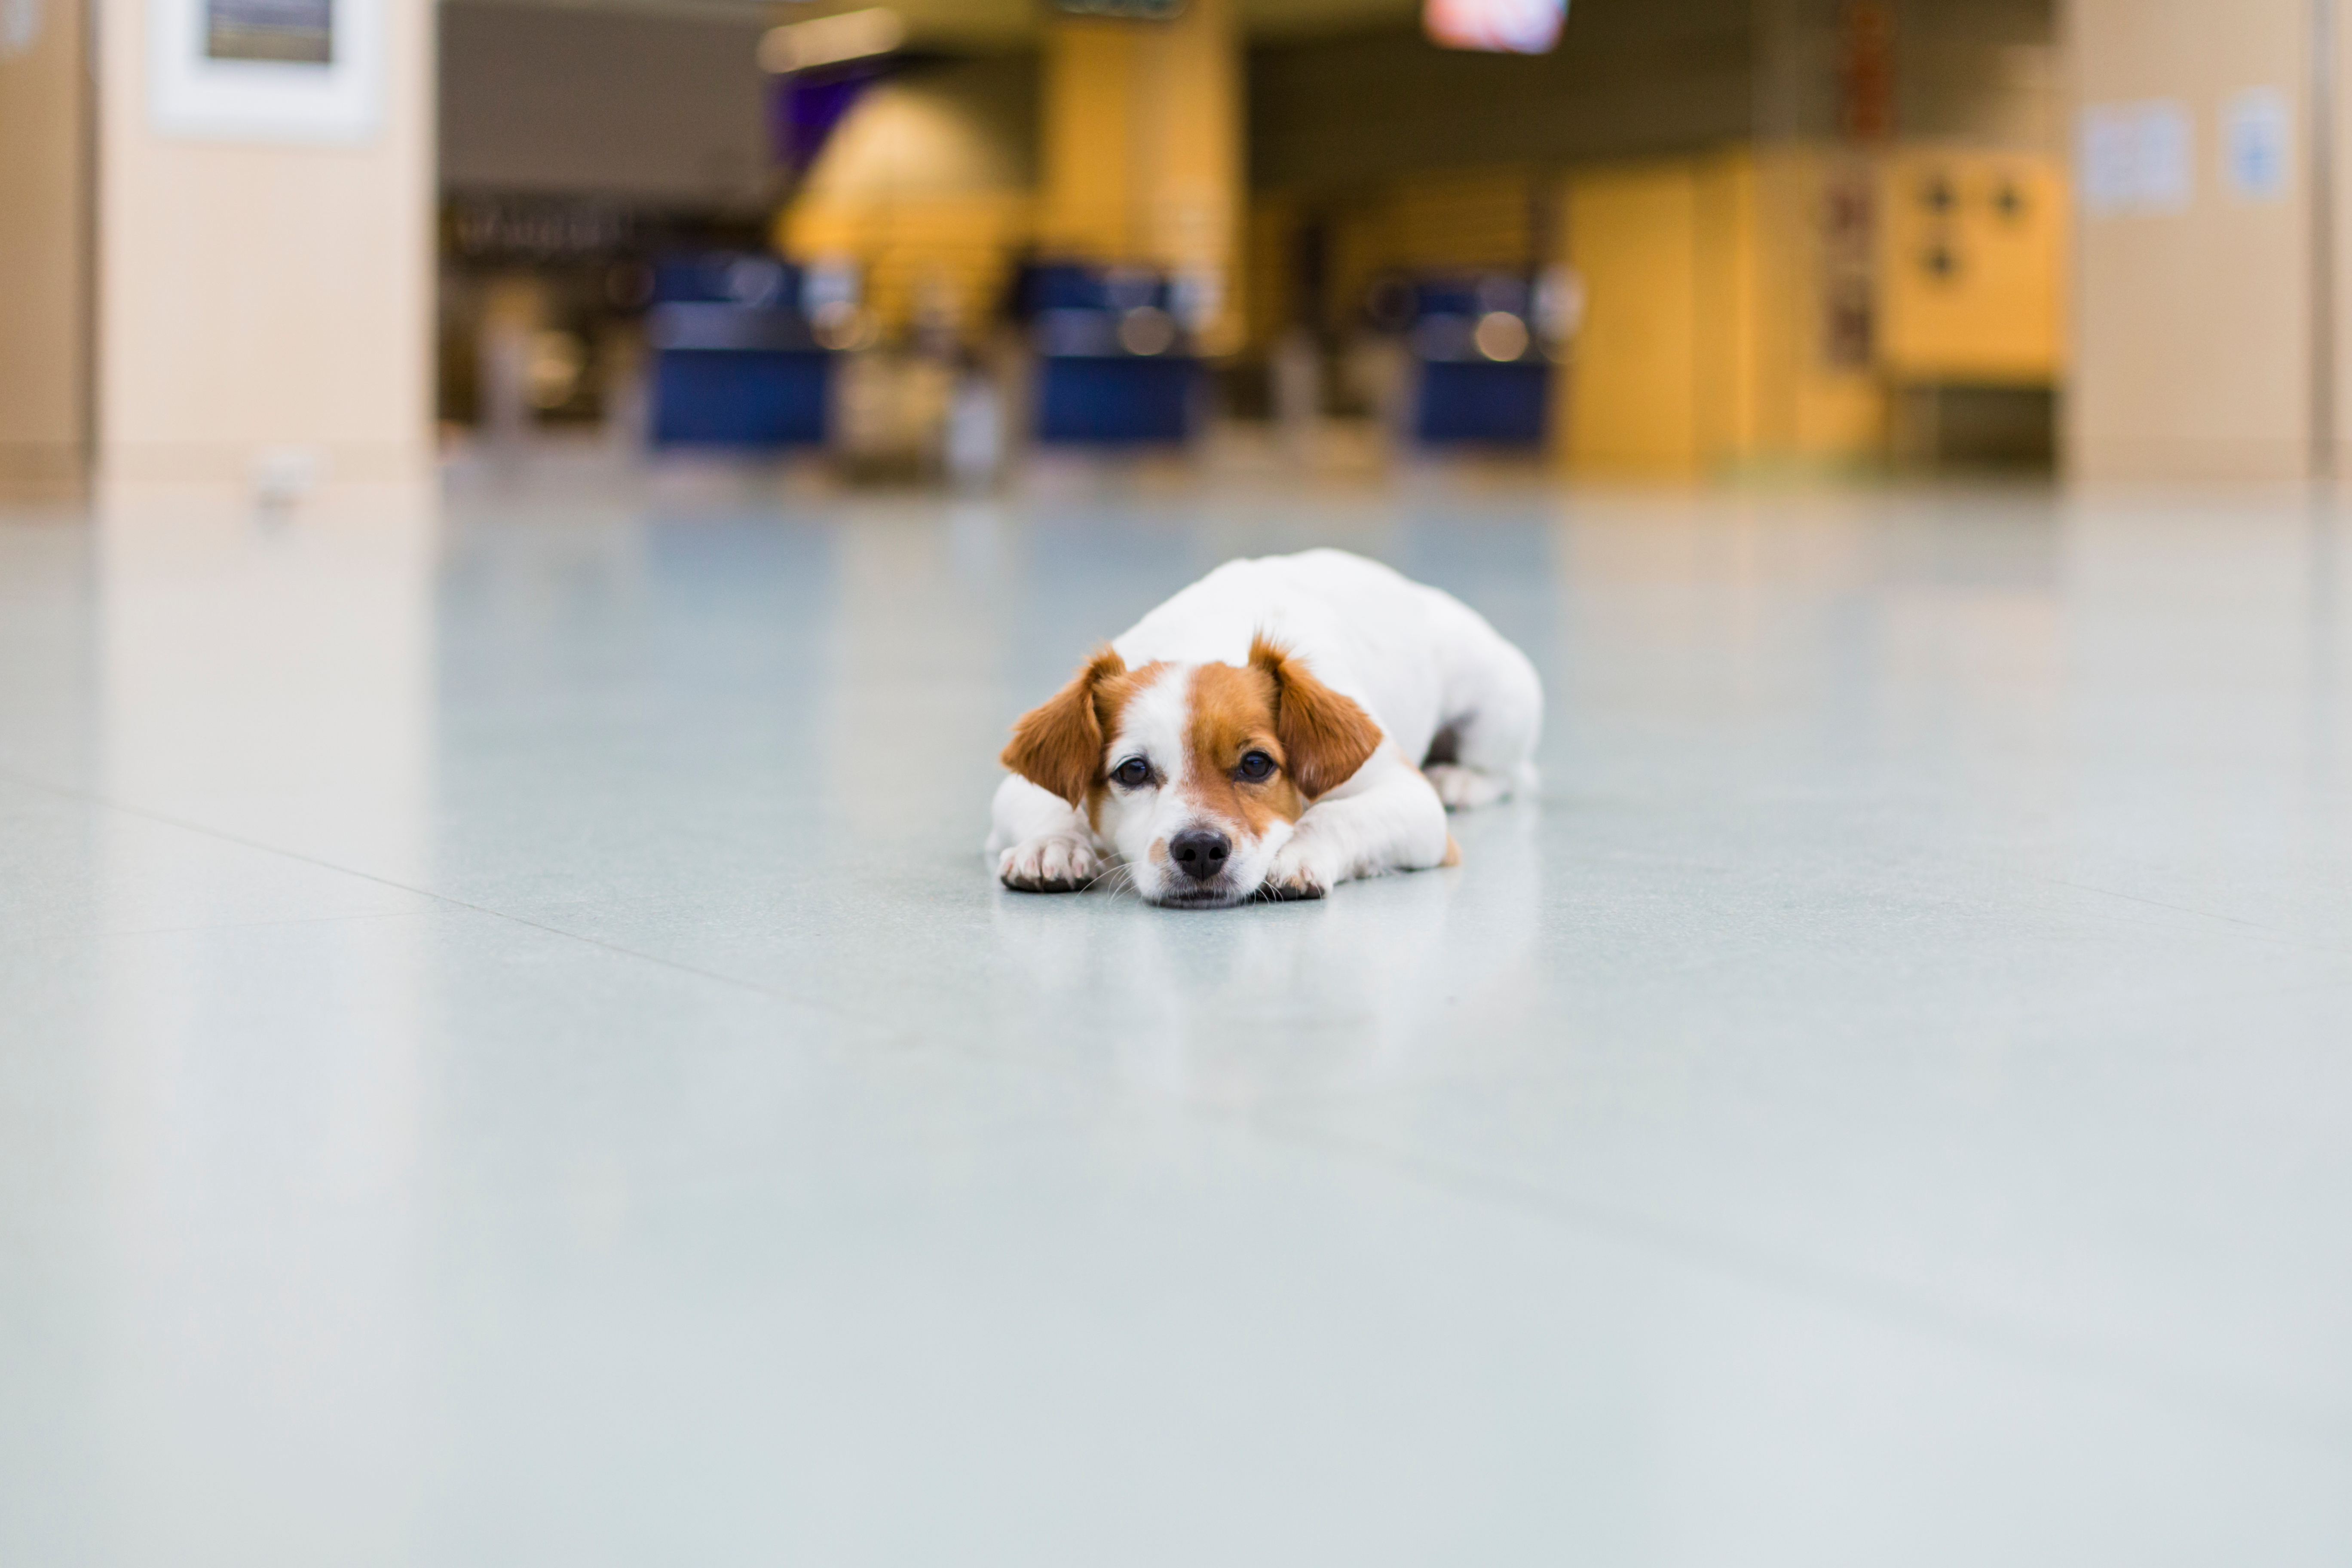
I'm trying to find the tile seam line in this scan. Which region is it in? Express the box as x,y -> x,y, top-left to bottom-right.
0,766 -> 904,1035
2002,870 -> 2309,937
1236,1115 -> 2352,1459
1,908 -> 468,949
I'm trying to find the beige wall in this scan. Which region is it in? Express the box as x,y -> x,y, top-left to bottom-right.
2067,0 -> 2313,481
0,0 -> 91,500
96,0 -> 437,498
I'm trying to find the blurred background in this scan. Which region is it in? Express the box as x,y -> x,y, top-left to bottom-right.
6,0 -> 2298,502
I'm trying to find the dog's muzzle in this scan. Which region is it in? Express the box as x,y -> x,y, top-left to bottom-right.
1168,829 -> 1231,885
1152,827 -> 1249,906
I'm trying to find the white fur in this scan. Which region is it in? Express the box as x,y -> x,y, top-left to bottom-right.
988,548 -> 1543,906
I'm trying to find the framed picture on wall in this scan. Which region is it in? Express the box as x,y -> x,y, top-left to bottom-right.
148,0 -> 383,144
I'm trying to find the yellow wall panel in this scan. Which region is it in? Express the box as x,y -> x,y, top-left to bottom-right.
1561,145 -> 1902,478
1562,161 -> 1703,475
1747,148 -> 1887,465
1879,147 -> 2065,383
1693,151 -> 1760,462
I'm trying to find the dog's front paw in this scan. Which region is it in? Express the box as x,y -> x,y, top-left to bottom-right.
1256,841 -> 1329,902
999,834 -> 1101,893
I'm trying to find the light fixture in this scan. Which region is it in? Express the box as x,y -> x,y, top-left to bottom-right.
758,7 -> 906,74
1117,306 -> 1177,357
1473,311 -> 1530,362
1424,0 -> 1567,55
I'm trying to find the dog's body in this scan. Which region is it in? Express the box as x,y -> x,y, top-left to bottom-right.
988,548 -> 1541,907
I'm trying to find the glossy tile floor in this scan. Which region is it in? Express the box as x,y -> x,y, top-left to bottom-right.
4,468 -> 2351,1565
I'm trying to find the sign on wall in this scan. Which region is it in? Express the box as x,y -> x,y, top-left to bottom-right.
2080,100 -> 2193,217
148,0 -> 383,144
1,0 -> 45,59
2223,88 -> 2292,203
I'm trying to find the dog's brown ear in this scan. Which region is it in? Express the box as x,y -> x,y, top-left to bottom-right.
1002,646 -> 1126,808
1251,634 -> 1382,799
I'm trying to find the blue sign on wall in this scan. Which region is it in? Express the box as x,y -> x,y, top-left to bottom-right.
2224,87 -> 2291,203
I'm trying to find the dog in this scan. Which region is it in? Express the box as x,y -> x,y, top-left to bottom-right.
986,548 -> 1542,908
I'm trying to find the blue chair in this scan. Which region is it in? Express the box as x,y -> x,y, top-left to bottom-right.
647,254 -> 834,449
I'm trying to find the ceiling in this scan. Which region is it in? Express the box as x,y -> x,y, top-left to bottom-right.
443,0 -> 1427,47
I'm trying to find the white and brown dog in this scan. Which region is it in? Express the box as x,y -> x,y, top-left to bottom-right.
987,548 -> 1542,907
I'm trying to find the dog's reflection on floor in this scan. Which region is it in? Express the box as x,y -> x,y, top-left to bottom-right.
988,798 -> 1542,1106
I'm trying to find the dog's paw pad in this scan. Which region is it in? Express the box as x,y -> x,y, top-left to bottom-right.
999,836 -> 1100,893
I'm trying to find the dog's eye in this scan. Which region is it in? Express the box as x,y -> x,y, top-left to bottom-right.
1236,750 -> 1276,782
1112,757 -> 1152,789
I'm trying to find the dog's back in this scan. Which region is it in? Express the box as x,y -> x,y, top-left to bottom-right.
1112,548 -> 1527,770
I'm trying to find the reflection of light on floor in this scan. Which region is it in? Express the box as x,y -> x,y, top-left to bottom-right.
94,502 -> 437,1560
986,813 -> 1542,1109
96,499 -> 438,882
821,504 -> 1011,848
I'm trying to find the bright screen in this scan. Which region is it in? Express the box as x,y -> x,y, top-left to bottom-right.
1424,0 -> 1566,55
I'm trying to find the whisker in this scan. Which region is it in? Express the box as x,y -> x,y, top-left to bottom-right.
1083,859 -> 1136,898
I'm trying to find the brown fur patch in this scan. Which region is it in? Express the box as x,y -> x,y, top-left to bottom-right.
1183,662 -> 1306,836
1003,649 -> 1167,808
1441,833 -> 1462,867
1248,635 -> 1384,799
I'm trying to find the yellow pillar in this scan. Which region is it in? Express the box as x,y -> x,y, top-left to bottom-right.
0,0 -> 92,501
1039,0 -> 1244,353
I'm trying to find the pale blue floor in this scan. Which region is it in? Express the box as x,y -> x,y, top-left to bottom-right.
4,471 -> 2351,1565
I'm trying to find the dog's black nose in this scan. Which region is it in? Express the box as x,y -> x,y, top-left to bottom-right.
1169,830 -> 1231,883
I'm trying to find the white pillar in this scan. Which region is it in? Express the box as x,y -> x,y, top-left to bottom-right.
92,0 -> 437,509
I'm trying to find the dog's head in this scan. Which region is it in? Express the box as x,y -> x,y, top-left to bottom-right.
1002,635 -> 1383,907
